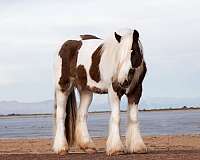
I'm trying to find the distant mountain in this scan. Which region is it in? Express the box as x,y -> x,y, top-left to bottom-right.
140,97 -> 200,109
0,97 -> 200,115
0,100 -> 53,115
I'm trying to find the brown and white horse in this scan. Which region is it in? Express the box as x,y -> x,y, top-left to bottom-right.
53,29 -> 147,155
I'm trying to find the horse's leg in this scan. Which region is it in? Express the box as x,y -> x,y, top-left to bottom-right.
106,86 -> 124,155
126,85 -> 147,153
75,90 -> 96,153
53,88 -> 69,154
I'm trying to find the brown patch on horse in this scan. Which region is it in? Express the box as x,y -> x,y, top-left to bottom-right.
112,81 -> 126,99
128,84 -> 142,105
131,41 -> 142,68
131,49 -> 143,68
131,30 -> 143,68
112,61 -> 146,99
86,86 -> 107,94
112,68 -> 136,99
123,68 -> 135,88
138,62 -> 147,85
125,30 -> 146,96
126,62 -> 147,96
58,40 -> 82,91
89,44 -> 103,82
80,34 -> 100,40
76,65 -> 87,89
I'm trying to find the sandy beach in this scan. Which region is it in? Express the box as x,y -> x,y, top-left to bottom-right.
0,134 -> 200,159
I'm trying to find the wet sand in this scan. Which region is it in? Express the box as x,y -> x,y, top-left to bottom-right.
0,135 -> 200,159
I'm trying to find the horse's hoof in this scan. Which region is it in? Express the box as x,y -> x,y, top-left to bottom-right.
107,151 -> 124,156
112,151 -> 124,156
134,147 -> 148,154
79,142 -> 97,154
125,145 -> 148,154
53,144 -> 69,155
106,148 -> 125,156
56,146 -> 69,155
84,147 -> 97,154
58,149 -> 68,156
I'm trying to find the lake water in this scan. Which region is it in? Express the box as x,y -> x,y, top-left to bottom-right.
0,110 -> 200,138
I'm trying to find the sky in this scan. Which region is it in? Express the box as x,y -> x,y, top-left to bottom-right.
0,0 -> 200,102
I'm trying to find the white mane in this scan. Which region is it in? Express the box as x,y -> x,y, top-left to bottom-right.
100,29 -> 134,83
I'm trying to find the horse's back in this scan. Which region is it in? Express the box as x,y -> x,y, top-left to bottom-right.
77,39 -> 103,67
55,36 -> 108,93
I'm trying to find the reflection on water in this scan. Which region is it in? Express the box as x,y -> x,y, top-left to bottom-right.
0,110 -> 200,138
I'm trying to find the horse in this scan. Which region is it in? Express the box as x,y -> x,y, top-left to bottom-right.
53,29 -> 147,156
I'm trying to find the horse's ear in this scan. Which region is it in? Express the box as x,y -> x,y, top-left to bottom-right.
133,30 -> 139,42
114,32 -> 121,43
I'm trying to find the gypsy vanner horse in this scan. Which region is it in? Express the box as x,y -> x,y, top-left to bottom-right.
53,29 -> 147,155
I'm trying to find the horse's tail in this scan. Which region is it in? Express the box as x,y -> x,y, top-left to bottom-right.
65,88 -> 77,146
53,92 -> 57,135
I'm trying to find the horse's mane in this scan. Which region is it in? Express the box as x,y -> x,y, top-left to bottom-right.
100,29 -> 134,81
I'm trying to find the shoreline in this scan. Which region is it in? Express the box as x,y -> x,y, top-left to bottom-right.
0,133 -> 199,140
0,107 -> 200,117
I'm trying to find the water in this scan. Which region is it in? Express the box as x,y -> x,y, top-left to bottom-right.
0,110 -> 200,138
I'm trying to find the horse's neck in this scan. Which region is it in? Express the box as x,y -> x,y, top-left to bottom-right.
100,36 -> 133,84
100,42 -> 121,82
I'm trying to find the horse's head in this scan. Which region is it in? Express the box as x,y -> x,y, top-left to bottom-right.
114,29 -> 143,84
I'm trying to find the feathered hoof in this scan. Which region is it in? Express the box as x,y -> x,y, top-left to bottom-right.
84,147 -> 97,154
106,146 -> 124,156
134,146 -> 148,154
79,142 -> 97,154
125,144 -> 148,154
53,145 -> 69,155
58,148 -> 68,156
107,150 -> 124,156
